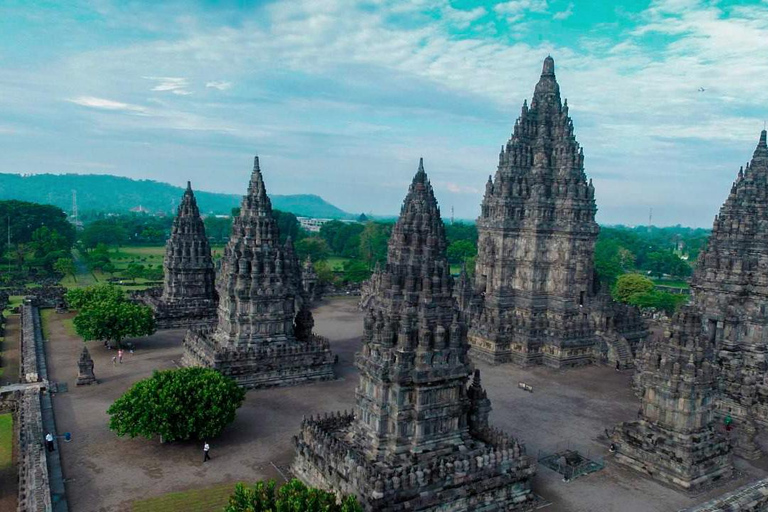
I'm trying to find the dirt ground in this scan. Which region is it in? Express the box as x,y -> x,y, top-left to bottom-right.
43,298 -> 768,512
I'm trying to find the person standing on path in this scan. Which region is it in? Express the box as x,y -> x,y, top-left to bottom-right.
118,349 -> 124,364
45,432 -> 55,452
203,442 -> 211,462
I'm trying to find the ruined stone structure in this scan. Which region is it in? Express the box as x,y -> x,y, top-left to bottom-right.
182,157 -> 335,388
293,161 -> 536,511
612,307 -> 733,491
136,182 -> 217,329
685,476 -> 768,511
687,130 -> 768,459
466,56 -> 646,367
302,256 -> 319,303
76,345 -> 97,386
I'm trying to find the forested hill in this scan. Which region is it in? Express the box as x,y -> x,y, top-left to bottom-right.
0,173 -> 352,218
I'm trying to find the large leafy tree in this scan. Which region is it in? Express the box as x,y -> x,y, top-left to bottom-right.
613,273 -> 655,303
67,284 -> 155,347
54,257 -> 76,282
295,237 -> 330,262
107,367 -> 245,442
225,479 -> 362,512
359,222 -> 392,268
0,199 -> 76,258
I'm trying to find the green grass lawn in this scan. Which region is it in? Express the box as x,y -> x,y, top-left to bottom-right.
131,482 -> 239,512
0,414 -> 12,471
6,296 -> 24,311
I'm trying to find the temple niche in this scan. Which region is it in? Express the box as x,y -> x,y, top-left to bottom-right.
464,56 -> 647,368
182,157 -> 335,388
689,130 -> 768,459
293,160 -> 536,511
134,182 -> 218,329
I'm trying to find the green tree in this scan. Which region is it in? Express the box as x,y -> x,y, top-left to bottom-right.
359,222 -> 391,268
80,221 -> 128,249
54,257 -> 77,282
342,260 -> 372,283
124,262 -> 146,282
628,290 -> 687,315
225,479 -> 362,512
66,284 -> 125,309
0,200 -> 76,258
313,260 -> 336,285
446,240 -> 476,264
70,290 -> 155,348
613,273 -> 655,303
107,367 -> 245,442
295,237 -> 330,262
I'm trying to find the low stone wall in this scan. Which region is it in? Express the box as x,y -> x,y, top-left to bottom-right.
20,302 -> 41,384
1,287 -> 65,308
17,388 -> 52,512
684,478 -> 768,511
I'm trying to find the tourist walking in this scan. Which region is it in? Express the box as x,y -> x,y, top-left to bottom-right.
111,355 -> 117,366
203,442 -> 211,462
45,432 -> 55,452
118,349 -> 124,364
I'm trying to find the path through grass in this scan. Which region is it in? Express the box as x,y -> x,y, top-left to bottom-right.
0,414 -> 12,470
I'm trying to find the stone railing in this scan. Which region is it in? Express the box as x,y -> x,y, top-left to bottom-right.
2,287 -> 66,308
684,477 -> 768,511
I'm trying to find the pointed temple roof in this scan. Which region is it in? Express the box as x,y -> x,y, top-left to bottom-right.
692,130 -> 768,292
175,181 -> 201,222
233,155 -> 280,245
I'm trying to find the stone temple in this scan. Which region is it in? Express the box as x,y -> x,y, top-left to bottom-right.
135,182 -> 217,329
690,130 -> 768,458
182,157 -> 336,388
465,56 -> 646,367
293,160 -> 536,511
612,307 -> 733,491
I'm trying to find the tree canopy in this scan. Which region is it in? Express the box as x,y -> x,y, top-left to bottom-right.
225,479 -> 362,512
67,284 -> 155,347
613,274 -> 655,303
107,367 -> 245,442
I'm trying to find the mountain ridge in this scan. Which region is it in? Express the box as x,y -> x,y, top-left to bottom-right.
0,173 -> 352,219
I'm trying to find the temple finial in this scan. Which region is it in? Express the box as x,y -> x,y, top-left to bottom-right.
542,56 -> 555,76
418,157 -> 424,172
760,129 -> 767,148
254,155 -> 260,172
186,180 -> 192,191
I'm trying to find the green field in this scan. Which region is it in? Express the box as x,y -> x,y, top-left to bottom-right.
131,482 -> 239,512
0,414 -> 12,471
652,278 -> 690,289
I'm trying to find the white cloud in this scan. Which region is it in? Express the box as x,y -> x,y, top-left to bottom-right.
144,76 -> 192,95
67,96 -> 147,113
442,6 -> 486,29
493,0 -> 548,23
205,80 -> 232,90
553,2 -> 573,20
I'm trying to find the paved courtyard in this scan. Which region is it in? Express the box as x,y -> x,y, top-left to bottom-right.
44,297 -> 768,512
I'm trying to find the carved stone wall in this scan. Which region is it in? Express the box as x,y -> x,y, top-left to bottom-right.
293,161 -> 536,511
182,157 -> 335,388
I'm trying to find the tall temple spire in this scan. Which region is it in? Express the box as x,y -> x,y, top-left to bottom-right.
293,160 -> 535,510
137,181 -> 217,328
183,156 -> 335,388
467,55 -> 616,368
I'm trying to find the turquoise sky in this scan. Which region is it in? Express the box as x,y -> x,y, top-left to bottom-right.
1,0 -> 767,226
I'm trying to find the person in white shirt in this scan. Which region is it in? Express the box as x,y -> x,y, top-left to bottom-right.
203,442 -> 211,462
45,432 -> 55,452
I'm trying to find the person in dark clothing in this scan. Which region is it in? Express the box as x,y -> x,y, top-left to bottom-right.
45,432 -> 55,452
203,442 -> 211,462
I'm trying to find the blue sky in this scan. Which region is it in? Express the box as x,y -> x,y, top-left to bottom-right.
1,0 -> 767,226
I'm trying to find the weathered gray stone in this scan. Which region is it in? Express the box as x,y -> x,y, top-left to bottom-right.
135,182 -> 218,329
684,477 -> 768,511
76,345 -> 97,386
689,130 -> 768,459
612,308 -> 733,491
464,56 -> 647,368
293,160 -> 536,511
182,157 -> 335,388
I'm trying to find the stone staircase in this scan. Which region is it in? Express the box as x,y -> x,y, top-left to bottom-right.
599,331 -> 635,369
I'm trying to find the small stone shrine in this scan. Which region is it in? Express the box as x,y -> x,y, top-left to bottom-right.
76,345 -> 97,386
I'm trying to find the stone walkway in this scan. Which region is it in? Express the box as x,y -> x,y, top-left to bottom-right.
41,298 -> 768,512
